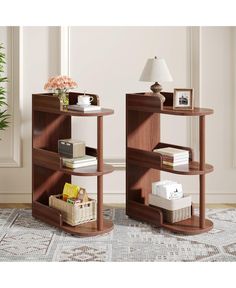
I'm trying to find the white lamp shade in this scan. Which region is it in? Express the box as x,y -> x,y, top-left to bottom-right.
140,58 -> 173,83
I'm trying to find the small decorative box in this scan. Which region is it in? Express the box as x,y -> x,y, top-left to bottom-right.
58,139 -> 85,158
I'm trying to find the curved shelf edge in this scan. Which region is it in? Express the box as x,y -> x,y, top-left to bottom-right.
60,164 -> 114,176
33,106 -> 114,117
61,219 -> 114,236
162,216 -> 213,235
33,148 -> 114,176
32,201 -> 114,237
128,147 -> 214,175
161,162 -> 214,175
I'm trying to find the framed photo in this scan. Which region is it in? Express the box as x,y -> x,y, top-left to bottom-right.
173,88 -> 194,110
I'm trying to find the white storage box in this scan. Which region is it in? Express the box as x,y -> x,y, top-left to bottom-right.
149,194 -> 191,210
152,180 -> 183,200
148,194 -> 192,223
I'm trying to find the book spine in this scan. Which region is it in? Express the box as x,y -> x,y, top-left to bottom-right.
163,161 -> 188,167
161,155 -> 189,162
64,161 -> 97,168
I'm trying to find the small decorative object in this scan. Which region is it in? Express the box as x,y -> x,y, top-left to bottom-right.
58,138 -> 85,158
44,75 -> 78,110
139,56 -> 173,103
173,88 -> 194,110
62,183 -> 80,201
77,91 -> 94,106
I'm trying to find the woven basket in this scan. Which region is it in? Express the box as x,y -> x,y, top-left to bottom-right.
161,206 -> 191,223
49,194 -> 97,226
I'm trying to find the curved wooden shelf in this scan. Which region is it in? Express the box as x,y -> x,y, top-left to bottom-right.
161,162 -> 213,175
61,219 -> 113,236
60,164 -> 114,176
162,216 -> 213,235
127,93 -> 214,116
128,147 -> 214,175
34,106 -> 114,117
32,201 -> 113,237
161,106 -> 213,116
32,92 -> 114,117
33,148 -> 114,176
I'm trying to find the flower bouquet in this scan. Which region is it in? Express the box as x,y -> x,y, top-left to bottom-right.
44,75 -> 78,109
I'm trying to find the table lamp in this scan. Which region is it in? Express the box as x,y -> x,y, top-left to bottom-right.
140,56 -> 173,102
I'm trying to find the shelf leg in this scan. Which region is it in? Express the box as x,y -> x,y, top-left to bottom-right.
97,116 -> 104,231
199,116 -> 205,229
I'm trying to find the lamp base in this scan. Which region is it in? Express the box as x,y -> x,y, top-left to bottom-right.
150,82 -> 165,102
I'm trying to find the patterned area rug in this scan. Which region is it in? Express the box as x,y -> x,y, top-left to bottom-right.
0,207 -> 236,262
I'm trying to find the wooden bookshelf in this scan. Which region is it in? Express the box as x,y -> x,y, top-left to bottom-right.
32,92 -> 114,236
126,92 -> 214,235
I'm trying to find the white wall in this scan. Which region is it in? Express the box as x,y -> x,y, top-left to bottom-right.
0,26 -> 235,203
0,26 -> 60,202
69,27 -> 190,202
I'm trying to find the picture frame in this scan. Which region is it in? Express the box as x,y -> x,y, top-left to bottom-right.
173,88 -> 194,110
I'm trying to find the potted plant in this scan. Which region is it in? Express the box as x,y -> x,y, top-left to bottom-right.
0,43 -> 10,136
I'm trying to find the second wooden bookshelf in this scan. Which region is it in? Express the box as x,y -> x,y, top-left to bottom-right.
126,92 -> 214,235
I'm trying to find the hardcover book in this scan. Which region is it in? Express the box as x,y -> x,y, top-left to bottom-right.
153,147 -> 189,158
68,105 -> 101,112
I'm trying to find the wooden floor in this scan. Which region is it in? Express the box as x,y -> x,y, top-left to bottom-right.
0,203 -> 236,208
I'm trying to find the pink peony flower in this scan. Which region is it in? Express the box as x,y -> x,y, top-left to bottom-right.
44,75 -> 78,93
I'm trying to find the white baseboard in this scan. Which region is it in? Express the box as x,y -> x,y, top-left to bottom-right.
0,192 -> 235,204
0,193 -> 31,203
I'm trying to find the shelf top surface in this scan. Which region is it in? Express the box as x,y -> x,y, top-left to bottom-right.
61,164 -> 114,176
32,93 -> 114,116
128,105 -> 213,116
161,106 -> 214,116
34,106 -> 114,117
127,93 -> 214,116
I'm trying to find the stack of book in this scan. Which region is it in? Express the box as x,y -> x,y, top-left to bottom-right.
62,155 -> 97,169
153,147 -> 189,167
68,104 -> 101,112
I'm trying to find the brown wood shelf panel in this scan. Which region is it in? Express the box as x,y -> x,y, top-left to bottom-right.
33,92 -> 113,116
33,106 -> 114,117
126,201 -> 213,235
32,201 -> 113,236
61,164 -> 114,176
127,93 -> 213,116
162,215 -> 213,235
32,201 -> 63,227
33,148 -> 114,176
61,219 -> 113,236
127,201 -> 163,227
128,147 -> 214,175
